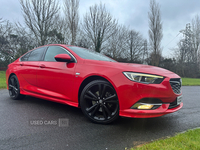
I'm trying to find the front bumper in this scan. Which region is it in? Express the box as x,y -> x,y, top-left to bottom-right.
111,73 -> 183,118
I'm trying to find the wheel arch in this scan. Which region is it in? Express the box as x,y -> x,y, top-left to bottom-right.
8,73 -> 17,83
78,75 -> 116,106
7,73 -> 26,100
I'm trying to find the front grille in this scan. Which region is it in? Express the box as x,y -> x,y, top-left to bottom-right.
169,78 -> 182,94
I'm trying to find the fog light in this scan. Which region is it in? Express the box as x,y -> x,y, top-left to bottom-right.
138,104 -> 153,109
131,103 -> 162,110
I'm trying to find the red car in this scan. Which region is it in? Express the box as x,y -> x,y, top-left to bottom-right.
6,44 -> 183,124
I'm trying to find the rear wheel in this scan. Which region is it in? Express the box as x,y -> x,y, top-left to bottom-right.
8,75 -> 25,100
80,80 -> 119,124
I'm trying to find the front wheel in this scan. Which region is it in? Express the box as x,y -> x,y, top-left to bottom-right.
8,75 -> 25,100
80,80 -> 119,124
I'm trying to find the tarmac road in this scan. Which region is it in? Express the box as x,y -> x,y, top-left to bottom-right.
0,86 -> 200,150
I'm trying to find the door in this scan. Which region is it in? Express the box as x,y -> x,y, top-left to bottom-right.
18,47 -> 47,92
37,46 -> 76,101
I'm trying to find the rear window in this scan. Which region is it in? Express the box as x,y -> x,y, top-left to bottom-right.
20,52 -> 31,61
20,47 -> 47,61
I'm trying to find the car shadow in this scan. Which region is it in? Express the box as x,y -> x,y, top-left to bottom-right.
16,96 -> 175,130
5,94 -> 181,149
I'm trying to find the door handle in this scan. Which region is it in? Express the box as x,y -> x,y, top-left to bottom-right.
39,64 -> 45,68
20,63 -> 24,66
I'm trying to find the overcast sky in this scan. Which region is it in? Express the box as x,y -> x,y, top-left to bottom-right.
1,0 -> 200,57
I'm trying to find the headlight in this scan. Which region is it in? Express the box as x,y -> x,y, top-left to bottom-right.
123,72 -> 164,84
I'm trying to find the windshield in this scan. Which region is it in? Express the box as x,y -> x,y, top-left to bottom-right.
67,46 -> 116,62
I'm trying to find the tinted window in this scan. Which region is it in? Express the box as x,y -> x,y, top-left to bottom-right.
20,52 -> 31,61
44,46 -> 70,62
28,47 -> 46,61
68,46 -> 116,62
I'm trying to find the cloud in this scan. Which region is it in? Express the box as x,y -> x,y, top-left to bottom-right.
1,0 -> 200,57
0,0 -> 22,22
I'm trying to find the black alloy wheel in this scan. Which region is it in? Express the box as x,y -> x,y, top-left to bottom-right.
80,80 -> 119,124
8,75 -> 25,100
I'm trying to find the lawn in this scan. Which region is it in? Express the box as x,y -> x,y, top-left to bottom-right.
182,78 -> 200,86
131,128 -> 200,150
0,71 -> 6,89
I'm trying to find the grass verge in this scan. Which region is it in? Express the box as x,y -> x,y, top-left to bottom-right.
131,128 -> 200,150
182,78 -> 200,86
0,71 -> 6,89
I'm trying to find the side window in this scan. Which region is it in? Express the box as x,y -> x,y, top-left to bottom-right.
28,47 -> 47,61
20,52 -> 31,61
44,46 -> 70,62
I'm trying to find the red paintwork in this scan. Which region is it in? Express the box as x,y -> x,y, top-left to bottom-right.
54,54 -> 71,61
6,44 -> 183,118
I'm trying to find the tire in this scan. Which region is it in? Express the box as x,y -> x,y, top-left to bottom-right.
8,75 -> 25,100
80,80 -> 119,124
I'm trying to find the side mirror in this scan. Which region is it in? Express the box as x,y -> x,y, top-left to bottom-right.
54,54 -> 73,62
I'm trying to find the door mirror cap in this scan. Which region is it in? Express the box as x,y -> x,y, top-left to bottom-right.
54,54 -> 73,62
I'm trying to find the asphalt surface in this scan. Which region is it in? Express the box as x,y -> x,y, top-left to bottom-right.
0,86 -> 200,150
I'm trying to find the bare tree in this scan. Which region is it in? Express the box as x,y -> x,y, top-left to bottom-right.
64,0 -> 79,45
14,23 -> 35,56
191,15 -> 200,64
190,15 -> 200,77
82,3 -> 117,53
105,25 -> 128,60
0,19 -> 13,65
0,19 -> 36,67
0,18 -> 4,24
175,21 -> 200,77
76,29 -> 93,49
47,16 -> 67,44
148,0 -> 163,66
126,30 -> 144,62
20,0 -> 59,46
142,39 -> 149,64
174,41 -> 187,76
